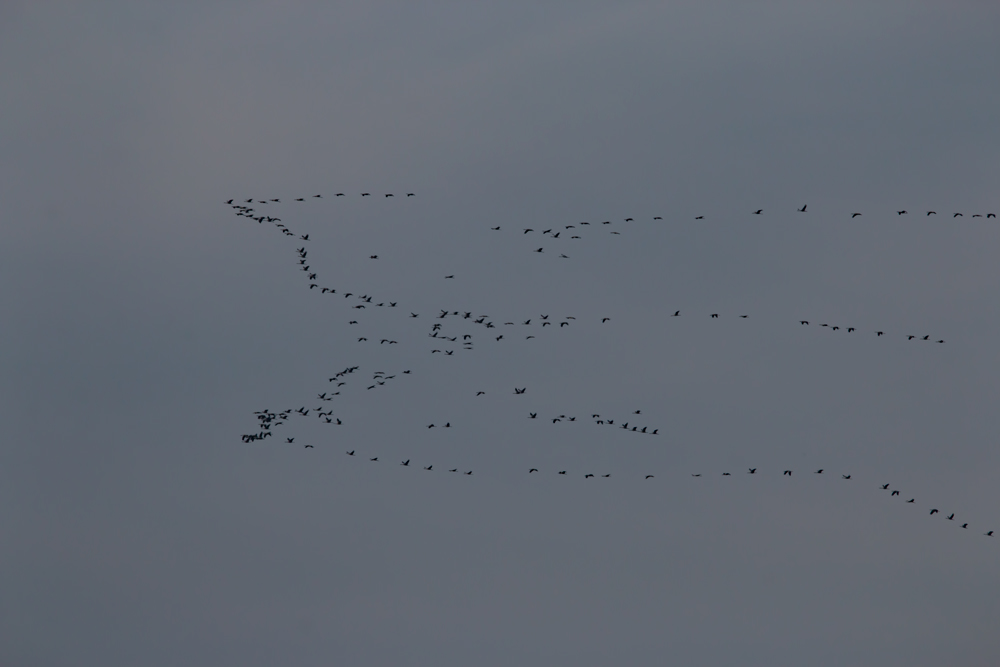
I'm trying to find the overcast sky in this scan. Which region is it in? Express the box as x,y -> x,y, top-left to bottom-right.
4,2 -> 1000,666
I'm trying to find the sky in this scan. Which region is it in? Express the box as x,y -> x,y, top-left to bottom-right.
3,2 -> 1000,665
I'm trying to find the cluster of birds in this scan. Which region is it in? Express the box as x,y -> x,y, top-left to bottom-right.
226,195 -> 990,539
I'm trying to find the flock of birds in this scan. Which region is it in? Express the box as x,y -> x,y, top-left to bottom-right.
226,193 -> 992,539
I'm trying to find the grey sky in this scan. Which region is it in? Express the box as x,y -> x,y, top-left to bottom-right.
4,2 -> 1000,666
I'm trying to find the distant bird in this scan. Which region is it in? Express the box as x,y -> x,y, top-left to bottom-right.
930,509 -> 939,515
815,469 -> 823,474
748,468 -> 757,474
798,204 -> 807,212
370,457 -> 378,462
752,210 -> 763,215
927,211 -> 936,216
852,213 -> 862,218
897,210 -> 907,215
783,470 -> 792,476
842,475 -> 851,480
673,311 -> 680,317
646,475 -> 654,479
947,514 -> 955,520
695,216 -> 704,219
445,275 -> 454,279
986,531 -> 994,536
954,213 -> 963,217
346,450 -> 355,456
602,318 -> 610,322
424,465 -> 433,471
401,459 -> 410,466
286,438 -> 294,443
585,474 -> 595,478
407,193 -> 415,196
881,484 -> 890,490
529,413 -> 537,418
529,468 -> 538,473
801,320 -> 809,325
558,471 -> 567,475
891,490 -> 900,496
361,193 -> 370,196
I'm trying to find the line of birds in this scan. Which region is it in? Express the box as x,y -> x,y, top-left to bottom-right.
226,194 -> 415,204
488,206 -> 997,228
492,211 -> 997,261
225,195 -> 986,541
259,445 -> 988,537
